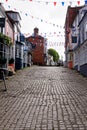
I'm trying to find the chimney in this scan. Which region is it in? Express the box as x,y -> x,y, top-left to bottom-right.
34,27 -> 39,36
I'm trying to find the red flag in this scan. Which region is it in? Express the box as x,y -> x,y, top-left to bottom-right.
54,2 -> 57,6
77,1 -> 80,5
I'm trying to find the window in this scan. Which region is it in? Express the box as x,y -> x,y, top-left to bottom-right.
72,36 -> 77,43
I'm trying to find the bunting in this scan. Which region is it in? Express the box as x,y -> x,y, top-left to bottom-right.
24,31 -> 65,38
6,4 -> 65,28
54,2 -> 57,6
48,41 -> 65,47
3,0 -> 85,48
3,0 -> 87,6
61,2 -> 65,6
77,1 -> 80,5
85,0 -> 87,4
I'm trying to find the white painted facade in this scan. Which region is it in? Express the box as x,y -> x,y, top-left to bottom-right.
72,5 -> 87,76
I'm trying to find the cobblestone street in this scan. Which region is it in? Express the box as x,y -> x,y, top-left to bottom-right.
0,66 -> 87,130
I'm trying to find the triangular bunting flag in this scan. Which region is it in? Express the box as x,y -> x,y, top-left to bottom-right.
61,2 -> 65,6
77,1 -> 80,5
54,2 -> 57,6
85,0 -> 87,4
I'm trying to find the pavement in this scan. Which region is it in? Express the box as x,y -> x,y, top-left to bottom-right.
0,66 -> 87,130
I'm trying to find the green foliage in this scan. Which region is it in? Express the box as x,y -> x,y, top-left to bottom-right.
9,58 -> 14,64
48,48 -> 59,62
0,33 -> 13,46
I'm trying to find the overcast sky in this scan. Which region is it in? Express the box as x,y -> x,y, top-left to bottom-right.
1,0 -> 85,60
2,0 -> 67,33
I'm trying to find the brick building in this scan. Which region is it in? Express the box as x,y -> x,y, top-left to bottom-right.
64,6 -> 83,68
26,28 -> 47,65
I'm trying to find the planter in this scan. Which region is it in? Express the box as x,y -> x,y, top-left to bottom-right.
9,58 -> 14,64
8,58 -> 15,75
8,65 -> 15,76
68,61 -> 73,69
9,63 -> 14,68
0,33 -> 13,46
8,58 -> 14,70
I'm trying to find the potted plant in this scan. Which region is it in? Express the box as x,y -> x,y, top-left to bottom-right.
9,58 -> 14,64
0,33 -> 13,46
4,35 -> 13,46
8,58 -> 15,69
8,58 -> 15,76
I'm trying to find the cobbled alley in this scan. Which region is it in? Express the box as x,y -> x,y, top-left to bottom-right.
0,66 -> 87,130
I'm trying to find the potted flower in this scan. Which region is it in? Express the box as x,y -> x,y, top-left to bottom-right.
9,58 -> 14,64
8,58 -> 15,76
8,58 -> 15,69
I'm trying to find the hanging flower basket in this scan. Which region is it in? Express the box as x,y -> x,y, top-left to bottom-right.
0,33 -> 13,46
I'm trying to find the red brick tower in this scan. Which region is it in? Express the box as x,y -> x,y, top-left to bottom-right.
26,28 -> 45,65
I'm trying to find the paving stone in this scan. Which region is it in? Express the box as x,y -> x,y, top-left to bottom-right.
0,66 -> 87,130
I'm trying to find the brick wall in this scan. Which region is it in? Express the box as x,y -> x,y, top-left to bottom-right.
26,36 -> 45,65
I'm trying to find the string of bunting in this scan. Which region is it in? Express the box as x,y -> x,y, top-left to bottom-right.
3,0 -> 87,36
4,3 -> 65,29
3,0 -> 87,31
47,41 -> 64,47
24,31 -> 65,37
4,0 -> 86,38
5,0 -> 87,6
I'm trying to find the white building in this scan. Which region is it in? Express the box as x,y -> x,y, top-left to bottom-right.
72,5 -> 87,76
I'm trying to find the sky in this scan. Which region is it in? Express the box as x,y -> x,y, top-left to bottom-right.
0,0 -> 85,61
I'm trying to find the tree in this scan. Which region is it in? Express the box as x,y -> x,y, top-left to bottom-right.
48,48 -> 59,62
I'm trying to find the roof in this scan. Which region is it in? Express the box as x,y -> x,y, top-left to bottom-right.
6,12 -> 15,24
0,3 -> 6,17
65,5 -> 84,28
78,10 -> 87,26
5,10 -> 21,20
